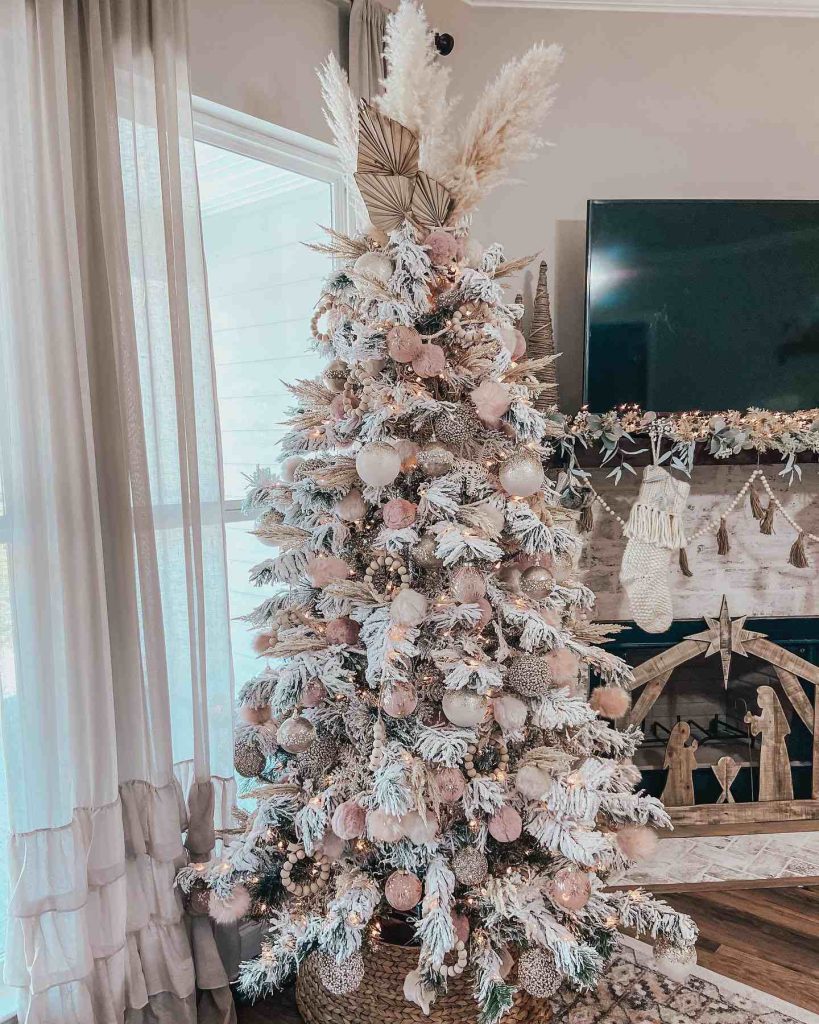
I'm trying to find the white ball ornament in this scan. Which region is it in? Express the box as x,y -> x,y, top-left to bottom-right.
442,690 -> 488,727
353,251 -> 393,296
356,441 -> 402,487
277,715 -> 316,754
334,489 -> 366,521
367,808 -> 404,843
499,451 -> 545,498
390,588 -> 428,627
493,694 -> 528,736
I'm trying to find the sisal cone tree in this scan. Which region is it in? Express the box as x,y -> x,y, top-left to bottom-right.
179,4 -> 697,1020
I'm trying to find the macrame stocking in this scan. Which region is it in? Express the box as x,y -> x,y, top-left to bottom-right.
619,465 -> 690,633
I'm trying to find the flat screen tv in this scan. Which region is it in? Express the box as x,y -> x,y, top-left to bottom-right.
584,199 -> 819,412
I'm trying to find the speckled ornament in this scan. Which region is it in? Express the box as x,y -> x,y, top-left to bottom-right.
385,870 -> 423,911
435,766 -> 466,804
331,800 -> 366,840
412,343 -> 446,378
520,566 -> 553,599
452,847 -> 489,885
387,325 -> 424,363
442,689 -> 488,727
314,949 -> 365,995
334,489 -> 366,521
294,735 -> 337,779
452,565 -> 486,603
517,948 -> 561,998
356,441 -> 402,487
277,715 -> 316,754
506,654 -> 552,697
550,868 -> 592,911
234,737 -> 265,778
488,805 -> 523,843
416,441 -> 455,477
433,409 -> 476,449
412,534 -> 443,569
653,938 -> 697,982
382,680 -> 418,718
499,450 -> 545,497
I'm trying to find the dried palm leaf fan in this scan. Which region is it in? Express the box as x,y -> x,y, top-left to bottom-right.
354,172 -> 416,232
357,103 -> 419,177
411,170 -> 454,228
528,260 -> 559,408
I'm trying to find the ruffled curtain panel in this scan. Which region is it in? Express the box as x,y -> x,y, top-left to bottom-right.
349,0 -> 387,101
0,1 -> 236,1021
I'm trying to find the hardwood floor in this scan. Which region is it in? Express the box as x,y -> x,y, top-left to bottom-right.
235,986 -> 300,1024
664,884 -> 819,1014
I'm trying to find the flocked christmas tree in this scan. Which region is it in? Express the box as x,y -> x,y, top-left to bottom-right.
179,4 -> 697,1018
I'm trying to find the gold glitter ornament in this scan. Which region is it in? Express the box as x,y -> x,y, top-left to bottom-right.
411,534 -> 443,569
653,937 -> 698,966
506,653 -> 552,697
517,948 -> 561,998
519,565 -> 553,599
432,409 -> 477,450
233,736 -> 266,778
313,949 -> 365,995
277,715 -> 316,754
294,735 -> 338,779
323,360 -> 348,394
416,441 -> 455,478
452,846 -> 489,885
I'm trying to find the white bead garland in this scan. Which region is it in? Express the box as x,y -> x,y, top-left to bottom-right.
280,842 -> 331,896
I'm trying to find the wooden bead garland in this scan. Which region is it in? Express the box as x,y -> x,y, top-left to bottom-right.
280,842 -> 331,897
464,734 -> 509,781
363,551 -> 411,594
310,299 -> 334,344
442,941 -> 468,977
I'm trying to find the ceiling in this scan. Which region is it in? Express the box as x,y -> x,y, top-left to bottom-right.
462,0 -> 819,14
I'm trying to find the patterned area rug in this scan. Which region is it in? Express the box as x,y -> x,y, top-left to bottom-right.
555,947 -> 803,1024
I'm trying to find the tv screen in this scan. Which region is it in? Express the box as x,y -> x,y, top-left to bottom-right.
584,200 -> 819,412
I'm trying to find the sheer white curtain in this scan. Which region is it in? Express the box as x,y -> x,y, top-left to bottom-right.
0,1 -> 235,1022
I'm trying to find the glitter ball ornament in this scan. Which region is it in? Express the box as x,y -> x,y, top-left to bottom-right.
452,565 -> 486,603
387,325 -> 423,363
653,938 -> 697,982
433,409 -> 476,449
412,534 -> 443,569
382,497 -> 417,529
520,565 -> 553,599
323,360 -> 348,393
277,715 -> 316,754
413,343 -> 446,378
416,441 -> 455,477
435,766 -> 466,804
234,737 -> 265,778
382,680 -> 418,718
517,947 -> 561,998
550,868 -> 592,911
506,653 -> 552,697
442,689 -> 488,727
334,489 -> 366,521
356,441 -> 402,487
314,949 -> 365,995
295,735 -> 337,779
488,805 -> 523,843
452,847 -> 489,885
499,450 -> 545,497
331,800 -> 366,840
385,870 -> 423,911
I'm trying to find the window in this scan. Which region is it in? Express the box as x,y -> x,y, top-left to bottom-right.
193,100 -> 347,685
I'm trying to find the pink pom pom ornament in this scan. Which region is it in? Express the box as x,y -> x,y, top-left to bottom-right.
616,824 -> 659,862
424,228 -> 459,266
209,885 -> 251,924
590,685 -> 632,719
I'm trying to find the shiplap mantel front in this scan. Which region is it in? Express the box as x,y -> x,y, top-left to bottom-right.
463,0 -> 819,14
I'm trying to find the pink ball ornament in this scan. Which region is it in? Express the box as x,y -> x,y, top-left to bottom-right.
209,885 -> 251,924
307,555 -> 351,588
400,809 -> 438,846
590,685 -> 632,719
395,438 -> 419,471
281,456 -> 302,482
424,228 -> 460,266
390,588 -> 428,627
435,767 -> 466,804
488,805 -> 523,843
412,344 -> 446,378
383,497 -> 417,530
329,395 -> 346,421
325,616 -> 360,646
550,868 -> 592,911
368,809 -> 404,843
544,647 -> 581,688
385,870 -> 423,912
499,325 -> 526,360
452,566 -> 486,603
493,694 -> 528,735
332,801 -> 366,840
470,380 -> 512,425
382,680 -> 419,719
470,597 -> 493,632
616,824 -> 659,862
356,442 -> 402,487
301,678 -> 327,708
334,489 -> 366,522
387,325 -> 424,364
451,911 -> 471,944
319,828 -> 346,862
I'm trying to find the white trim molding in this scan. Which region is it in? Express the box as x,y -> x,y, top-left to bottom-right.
463,0 -> 819,15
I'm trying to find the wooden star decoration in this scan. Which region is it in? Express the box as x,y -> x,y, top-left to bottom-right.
684,595 -> 766,688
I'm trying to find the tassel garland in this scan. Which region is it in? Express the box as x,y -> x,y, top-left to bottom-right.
678,547 -> 693,577
579,503 -> 594,534
789,532 -> 809,569
759,502 -> 776,536
716,518 -> 730,556
749,487 -> 764,520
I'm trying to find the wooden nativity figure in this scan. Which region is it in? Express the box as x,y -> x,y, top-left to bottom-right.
744,685 -> 794,801
661,720 -> 699,807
